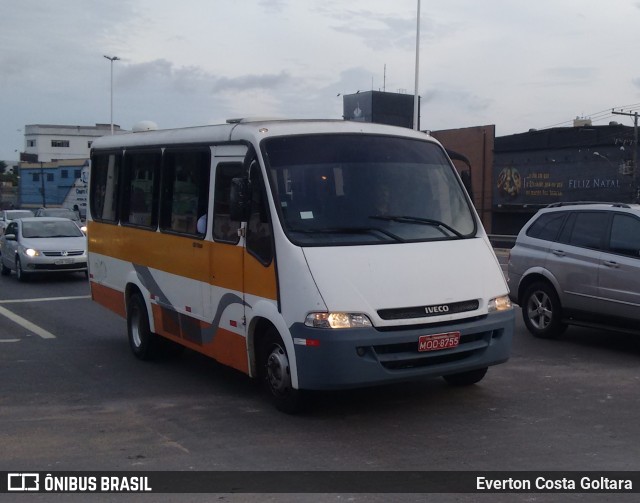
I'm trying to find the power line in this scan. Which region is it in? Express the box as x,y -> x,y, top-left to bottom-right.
539,102 -> 640,130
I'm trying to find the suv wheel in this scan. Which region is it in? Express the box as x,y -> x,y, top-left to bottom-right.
522,281 -> 567,339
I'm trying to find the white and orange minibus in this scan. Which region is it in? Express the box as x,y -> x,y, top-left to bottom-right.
88,119 -> 514,412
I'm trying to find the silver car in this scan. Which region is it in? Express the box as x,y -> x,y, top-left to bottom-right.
0,209 -> 34,236
0,217 -> 88,281
508,202 -> 640,338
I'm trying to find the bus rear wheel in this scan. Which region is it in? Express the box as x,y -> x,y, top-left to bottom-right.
127,292 -> 158,360
261,328 -> 305,414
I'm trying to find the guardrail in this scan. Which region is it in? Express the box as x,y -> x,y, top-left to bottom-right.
488,234 -> 517,249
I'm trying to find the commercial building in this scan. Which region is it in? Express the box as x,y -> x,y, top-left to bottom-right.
491,121 -> 638,234
22,123 -> 123,162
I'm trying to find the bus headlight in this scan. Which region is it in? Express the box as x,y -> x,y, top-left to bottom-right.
305,312 -> 373,329
488,295 -> 512,312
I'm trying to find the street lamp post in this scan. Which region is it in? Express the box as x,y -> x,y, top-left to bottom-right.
103,55 -> 120,135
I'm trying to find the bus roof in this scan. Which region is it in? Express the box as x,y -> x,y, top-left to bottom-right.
89,119 -> 438,151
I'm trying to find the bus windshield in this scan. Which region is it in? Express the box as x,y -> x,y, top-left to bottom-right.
263,134 -> 477,245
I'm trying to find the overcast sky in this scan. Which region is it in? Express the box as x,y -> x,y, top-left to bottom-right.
2,0 -> 640,161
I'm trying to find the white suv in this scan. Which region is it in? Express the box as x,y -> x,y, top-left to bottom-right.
508,202 -> 640,338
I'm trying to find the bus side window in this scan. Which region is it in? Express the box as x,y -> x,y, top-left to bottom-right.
160,149 -> 211,236
246,163 -> 273,265
90,152 -> 120,223
122,150 -> 161,228
213,163 -> 242,243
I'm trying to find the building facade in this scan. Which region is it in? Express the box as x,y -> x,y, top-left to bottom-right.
22,123 -> 124,162
18,159 -> 89,217
492,123 -> 638,234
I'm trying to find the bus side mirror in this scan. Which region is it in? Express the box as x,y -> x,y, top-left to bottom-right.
230,178 -> 250,221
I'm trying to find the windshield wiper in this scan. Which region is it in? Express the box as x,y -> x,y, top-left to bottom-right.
370,215 -> 465,238
289,226 -> 405,242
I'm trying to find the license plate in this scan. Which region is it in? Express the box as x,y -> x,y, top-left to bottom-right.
54,258 -> 73,265
418,331 -> 460,352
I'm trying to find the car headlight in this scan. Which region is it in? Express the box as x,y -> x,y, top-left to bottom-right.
488,295 -> 512,312
24,248 -> 40,257
305,312 -> 373,329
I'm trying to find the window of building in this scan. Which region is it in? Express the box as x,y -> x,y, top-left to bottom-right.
88,141 -> 93,149
27,140 -> 36,147
51,140 -> 70,148
32,173 -> 40,182
159,148 -> 211,236
46,173 -> 54,182
61,170 -> 68,179
74,169 -> 81,178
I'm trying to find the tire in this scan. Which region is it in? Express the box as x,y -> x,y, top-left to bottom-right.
521,281 -> 567,339
1,259 -> 10,276
127,292 -> 158,360
260,328 -> 305,414
443,367 -> 488,386
15,257 -> 27,282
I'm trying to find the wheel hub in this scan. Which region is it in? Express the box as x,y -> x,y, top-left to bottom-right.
266,346 -> 290,394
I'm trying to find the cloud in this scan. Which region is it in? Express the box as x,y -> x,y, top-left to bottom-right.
212,71 -> 293,93
545,67 -> 598,85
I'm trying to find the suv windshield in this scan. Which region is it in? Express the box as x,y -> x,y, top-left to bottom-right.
263,134 -> 476,245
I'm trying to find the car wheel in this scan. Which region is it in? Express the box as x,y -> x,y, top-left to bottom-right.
0,259 -> 10,276
443,367 -> 488,386
127,292 -> 158,360
15,257 -> 28,282
260,327 -> 305,414
522,281 -> 567,339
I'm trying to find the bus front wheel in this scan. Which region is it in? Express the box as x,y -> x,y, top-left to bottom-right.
261,328 -> 305,414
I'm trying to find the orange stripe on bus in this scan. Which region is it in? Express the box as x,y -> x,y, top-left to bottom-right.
88,221 -> 277,300
151,303 -> 249,375
90,282 -> 126,318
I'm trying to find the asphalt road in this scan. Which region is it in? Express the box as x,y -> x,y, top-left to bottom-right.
1,267 -> 639,502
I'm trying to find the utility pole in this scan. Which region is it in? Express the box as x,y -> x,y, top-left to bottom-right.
39,161 -> 46,207
612,109 -> 639,202
104,55 -> 120,135
413,0 -> 421,130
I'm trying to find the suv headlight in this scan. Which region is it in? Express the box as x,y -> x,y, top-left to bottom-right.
305,312 -> 372,329
488,295 -> 512,312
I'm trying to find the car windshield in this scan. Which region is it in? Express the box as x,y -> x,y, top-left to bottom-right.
263,134 -> 476,245
22,220 -> 84,238
40,209 -> 79,221
6,211 -> 34,220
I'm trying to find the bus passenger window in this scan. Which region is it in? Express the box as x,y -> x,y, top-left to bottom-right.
160,149 -> 211,236
89,152 -> 120,223
213,163 -> 242,244
122,151 -> 161,228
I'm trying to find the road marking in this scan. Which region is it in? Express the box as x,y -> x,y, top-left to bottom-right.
0,338 -> 21,343
0,305 -> 56,339
0,295 -> 91,304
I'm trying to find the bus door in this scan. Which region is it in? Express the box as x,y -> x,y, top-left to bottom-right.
242,157 -> 277,310
206,146 -> 251,372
